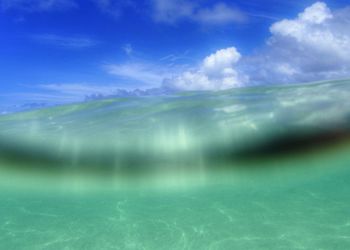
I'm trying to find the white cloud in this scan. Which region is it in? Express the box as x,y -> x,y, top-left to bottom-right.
151,0 -> 245,25
246,2 -> 350,84
163,47 -> 248,91
202,47 -> 241,74
151,0 -> 194,23
106,63 -> 170,87
32,34 -> 96,49
297,1 -> 332,24
161,1 -> 350,91
122,43 -> 133,56
195,3 -> 246,24
1,0 -> 77,12
270,2 -> 334,49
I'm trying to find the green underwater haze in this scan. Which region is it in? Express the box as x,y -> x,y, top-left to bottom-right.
1,79 -> 350,249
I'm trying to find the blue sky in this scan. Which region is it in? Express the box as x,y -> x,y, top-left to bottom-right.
1,0 -> 350,107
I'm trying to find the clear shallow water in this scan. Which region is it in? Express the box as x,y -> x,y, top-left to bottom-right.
0,80 -> 350,249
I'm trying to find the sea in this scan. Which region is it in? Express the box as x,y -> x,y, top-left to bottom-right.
0,79 -> 350,249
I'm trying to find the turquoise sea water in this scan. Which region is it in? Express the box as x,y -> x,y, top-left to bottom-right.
0,80 -> 350,249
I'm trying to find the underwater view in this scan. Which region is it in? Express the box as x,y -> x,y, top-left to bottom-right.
1,0 -> 350,249
1,79 -> 350,249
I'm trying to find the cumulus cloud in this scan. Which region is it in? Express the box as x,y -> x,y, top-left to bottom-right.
245,2 -> 350,84
163,47 -> 248,91
151,0 -> 245,25
1,0 -> 77,12
161,2 -> 350,90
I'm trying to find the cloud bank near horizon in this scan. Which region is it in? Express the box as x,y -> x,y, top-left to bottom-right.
3,1 -> 350,107
162,2 -> 350,90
